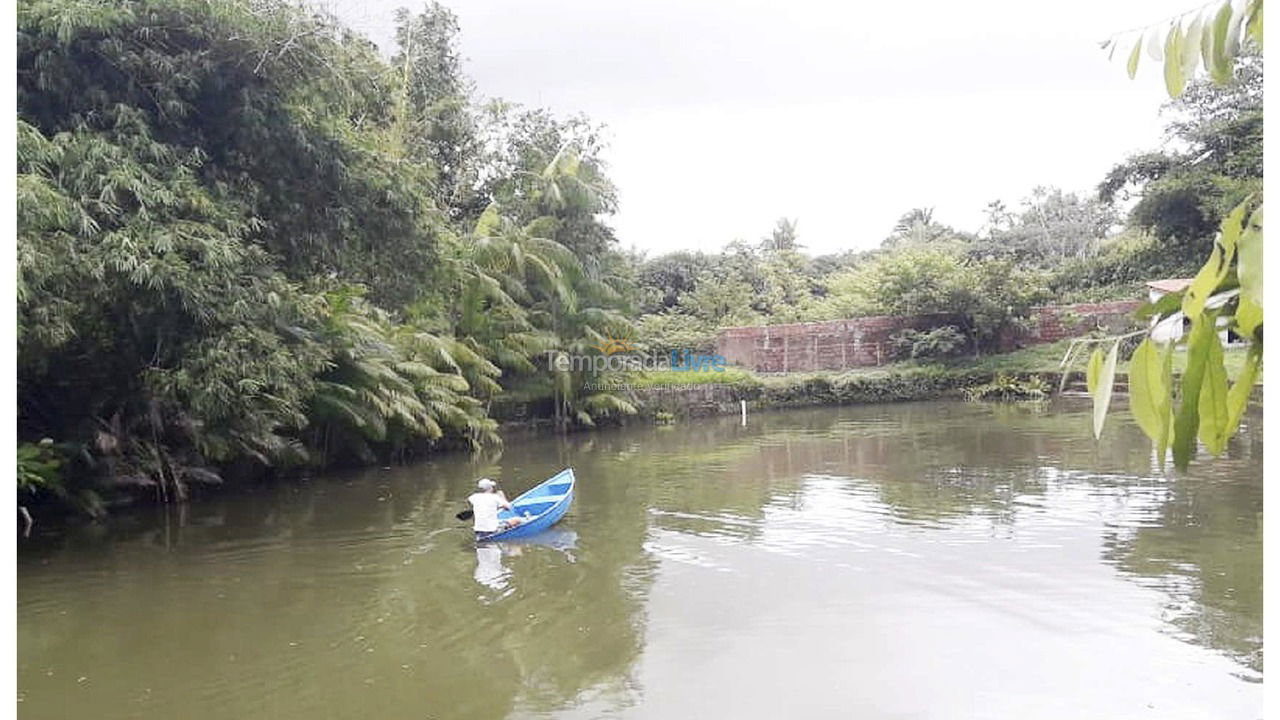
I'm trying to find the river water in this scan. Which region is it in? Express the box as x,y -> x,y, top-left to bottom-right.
17,400 -> 1262,719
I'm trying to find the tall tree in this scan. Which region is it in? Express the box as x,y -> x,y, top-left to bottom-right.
391,3 -> 486,222
971,186 -> 1117,264
1099,48 -> 1262,271
883,206 -> 967,249
760,217 -> 801,253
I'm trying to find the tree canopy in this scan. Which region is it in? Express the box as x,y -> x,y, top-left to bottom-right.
17,0 -> 636,514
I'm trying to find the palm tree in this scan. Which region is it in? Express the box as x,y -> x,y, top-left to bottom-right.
308,287 -> 499,464
761,217 -> 801,253
892,207 -> 936,244
463,147 -> 638,430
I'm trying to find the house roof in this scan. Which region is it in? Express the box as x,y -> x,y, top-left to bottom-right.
1146,278 -> 1195,294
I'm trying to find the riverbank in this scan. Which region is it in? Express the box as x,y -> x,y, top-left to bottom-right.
618,367 -> 1043,420
617,339 -> 1260,420
31,340 -> 1257,523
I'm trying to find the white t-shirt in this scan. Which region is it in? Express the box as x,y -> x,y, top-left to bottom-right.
468,492 -> 504,532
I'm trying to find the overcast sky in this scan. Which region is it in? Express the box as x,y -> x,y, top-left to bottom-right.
327,0 -> 1186,256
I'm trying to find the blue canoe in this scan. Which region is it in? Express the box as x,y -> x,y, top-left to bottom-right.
479,468 -> 575,542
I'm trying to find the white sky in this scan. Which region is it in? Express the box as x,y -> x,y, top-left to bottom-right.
328,0 -> 1188,256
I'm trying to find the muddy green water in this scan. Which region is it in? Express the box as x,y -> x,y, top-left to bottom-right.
18,400 -> 1262,719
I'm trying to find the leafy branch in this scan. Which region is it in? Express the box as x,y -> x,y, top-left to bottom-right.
1082,4 -> 1264,469
1104,0 -> 1263,96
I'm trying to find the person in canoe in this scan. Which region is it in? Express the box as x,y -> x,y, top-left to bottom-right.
468,478 -> 525,540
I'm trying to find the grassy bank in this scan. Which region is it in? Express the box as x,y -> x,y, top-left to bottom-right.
509,340 -> 1260,427
616,365 -> 1018,417
625,367 -> 757,388
937,339 -> 1257,381
750,367 -> 999,406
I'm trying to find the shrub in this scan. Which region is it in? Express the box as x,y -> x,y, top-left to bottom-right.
635,312 -> 719,358
758,368 -> 993,406
964,373 -> 1050,402
889,325 -> 967,361
17,440 -> 62,497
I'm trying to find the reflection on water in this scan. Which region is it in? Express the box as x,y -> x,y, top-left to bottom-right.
474,544 -> 509,591
18,400 -> 1262,719
476,531 -> 579,594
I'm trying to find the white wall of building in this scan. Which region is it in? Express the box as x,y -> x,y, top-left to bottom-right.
1147,288 -> 1237,345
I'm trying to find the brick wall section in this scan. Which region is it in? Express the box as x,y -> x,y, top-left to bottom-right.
716,313 -> 960,374
1024,300 -> 1143,345
716,301 -> 1142,373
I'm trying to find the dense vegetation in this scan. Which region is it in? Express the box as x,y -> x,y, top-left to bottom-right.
17,0 -> 1263,515
17,0 -> 637,515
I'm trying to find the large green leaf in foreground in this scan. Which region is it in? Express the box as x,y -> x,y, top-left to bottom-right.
1173,314 -> 1219,469
1128,338 -> 1174,467
1089,341 -> 1119,440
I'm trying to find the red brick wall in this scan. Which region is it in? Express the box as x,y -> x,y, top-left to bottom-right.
716,301 -> 1142,373
716,313 -> 959,373
1024,300 -> 1142,344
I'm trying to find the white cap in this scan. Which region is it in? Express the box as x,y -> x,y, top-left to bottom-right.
477,478 -> 496,491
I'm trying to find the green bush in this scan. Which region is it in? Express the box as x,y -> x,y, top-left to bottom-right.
635,312 -> 719,358
17,439 -> 105,519
964,373 -> 1050,402
758,368 -> 994,407
889,325 -> 967,361
17,440 -> 62,496
629,367 -> 757,388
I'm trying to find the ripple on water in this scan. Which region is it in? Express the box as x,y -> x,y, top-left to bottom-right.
17,402 -> 1263,720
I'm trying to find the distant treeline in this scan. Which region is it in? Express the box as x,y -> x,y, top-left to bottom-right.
634,51 -> 1260,357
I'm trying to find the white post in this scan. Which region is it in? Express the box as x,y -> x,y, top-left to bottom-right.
740,399 -> 747,426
